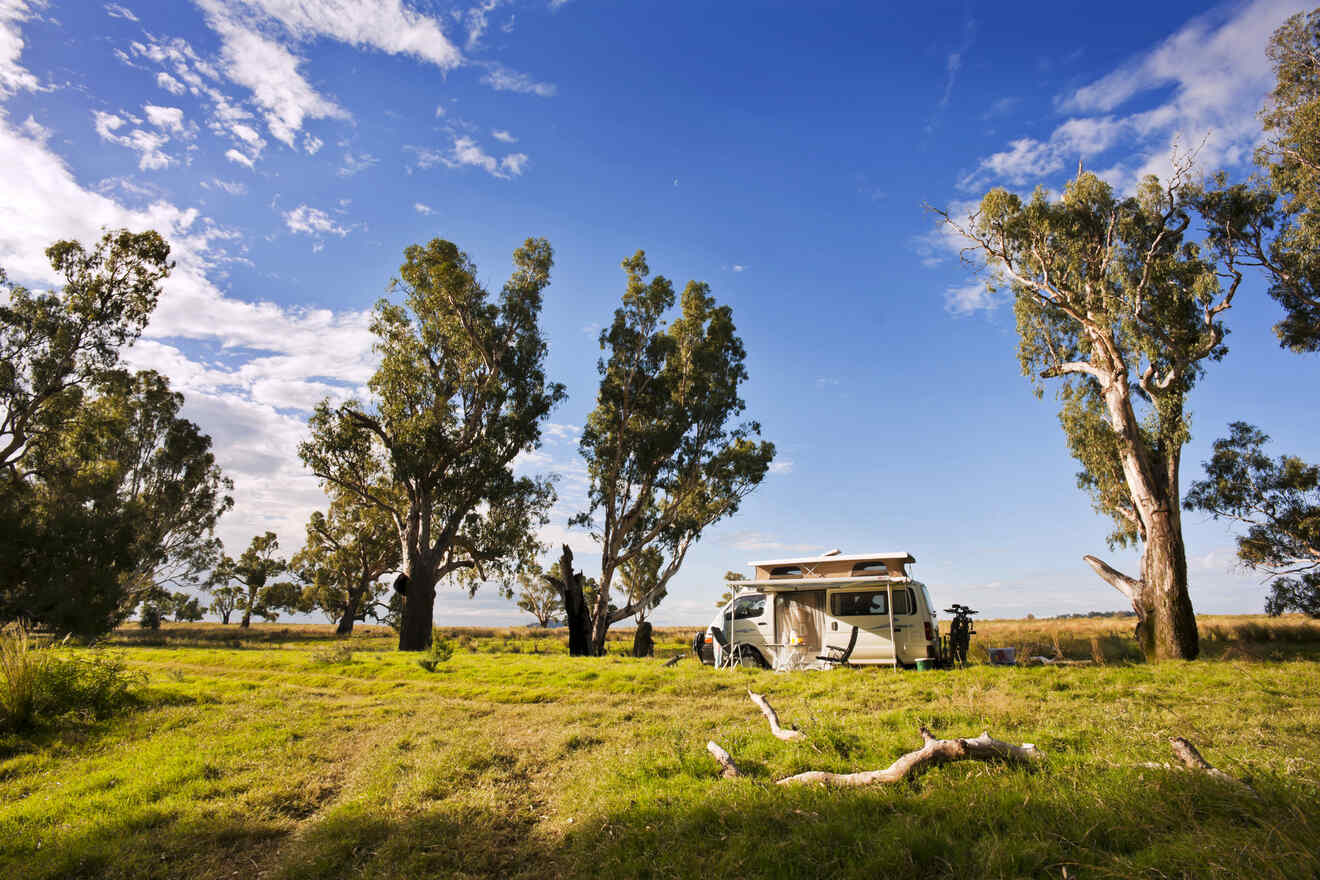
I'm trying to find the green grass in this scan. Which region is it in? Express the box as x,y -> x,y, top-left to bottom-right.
2,618 -> 1319,879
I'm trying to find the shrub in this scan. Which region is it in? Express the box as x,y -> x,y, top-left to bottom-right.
0,626 -> 143,731
418,629 -> 455,673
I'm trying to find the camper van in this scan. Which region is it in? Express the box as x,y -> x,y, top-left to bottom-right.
695,551 -> 938,670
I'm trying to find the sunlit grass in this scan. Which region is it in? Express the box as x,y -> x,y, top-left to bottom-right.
1,617 -> 1317,878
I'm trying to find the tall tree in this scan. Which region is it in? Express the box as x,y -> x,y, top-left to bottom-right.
572,252 -> 775,656
1252,8 -> 1320,351
217,532 -> 291,629
514,561 -> 563,627
292,486 -> 400,635
299,238 -> 564,650
942,167 -> 1257,660
1186,422 -> 1320,616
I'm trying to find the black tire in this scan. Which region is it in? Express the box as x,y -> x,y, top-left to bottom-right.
736,645 -> 768,669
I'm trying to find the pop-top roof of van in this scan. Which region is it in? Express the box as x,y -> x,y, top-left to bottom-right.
748,551 -> 915,567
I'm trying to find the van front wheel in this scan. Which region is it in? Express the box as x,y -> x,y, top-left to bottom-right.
734,646 -> 768,669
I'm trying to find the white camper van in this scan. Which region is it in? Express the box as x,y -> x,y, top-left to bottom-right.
695,551 -> 938,670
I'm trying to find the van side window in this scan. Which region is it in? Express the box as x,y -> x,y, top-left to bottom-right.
769,566 -> 802,578
733,595 -> 765,619
831,590 -> 887,616
850,561 -> 888,575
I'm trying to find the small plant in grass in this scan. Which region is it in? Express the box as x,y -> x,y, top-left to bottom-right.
417,629 -> 455,672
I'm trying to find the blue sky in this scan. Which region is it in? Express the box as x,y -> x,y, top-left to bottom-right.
1,0 -> 1316,625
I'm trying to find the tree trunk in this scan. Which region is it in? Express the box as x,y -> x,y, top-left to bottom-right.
240,608 -> 251,628
398,563 -> 436,651
1141,510 -> 1199,660
220,610 -> 231,625
632,621 -> 653,657
589,565 -> 614,656
549,545 -> 592,656
337,577 -> 365,636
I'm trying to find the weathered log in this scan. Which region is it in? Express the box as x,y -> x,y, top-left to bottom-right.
776,726 -> 1042,787
662,655 -> 680,668
707,741 -> 742,778
748,690 -> 805,741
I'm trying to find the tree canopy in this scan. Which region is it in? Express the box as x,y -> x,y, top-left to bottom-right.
571,251 -> 774,655
299,238 -> 564,650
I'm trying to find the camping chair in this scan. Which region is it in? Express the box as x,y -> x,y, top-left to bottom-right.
710,626 -> 732,667
817,625 -> 859,666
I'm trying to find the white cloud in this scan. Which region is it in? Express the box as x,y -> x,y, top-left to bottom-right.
480,63 -> 556,96
465,0 -> 500,50
302,132 -> 322,154
221,0 -> 463,71
197,0 -> 349,149
283,203 -> 350,237
731,264 -> 746,273
434,104 -> 446,117
944,280 -> 1002,315
961,0 -> 1312,194
491,128 -> 516,143
769,459 -> 793,475
337,150 -> 378,176
155,71 -> 186,95
416,135 -> 529,179
224,147 -> 254,168
414,201 -> 434,214
93,110 -> 175,170
0,0 -> 41,98
104,3 -> 137,21
202,177 -> 247,195
143,104 -> 187,135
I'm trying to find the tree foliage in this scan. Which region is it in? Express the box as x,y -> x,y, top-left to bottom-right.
299,238 -> 564,650
572,252 -> 775,655
0,233 -> 230,638
1252,8 -> 1320,351
1186,423 -> 1320,616
943,166 -> 1258,659
715,570 -> 746,607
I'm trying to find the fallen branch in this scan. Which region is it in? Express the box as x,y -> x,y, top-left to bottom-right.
707,741 -> 742,778
662,655 -> 680,668
776,727 -> 1042,787
749,690 -> 805,741
1136,736 -> 1253,791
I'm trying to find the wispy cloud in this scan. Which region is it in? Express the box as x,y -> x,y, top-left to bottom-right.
491,128 -> 516,143
337,150 -> 378,176
104,3 -> 138,22
480,63 -> 556,96
283,203 -> 350,237
959,0 -> 1309,194
413,136 -> 529,179
0,0 -> 42,98
414,201 -> 434,214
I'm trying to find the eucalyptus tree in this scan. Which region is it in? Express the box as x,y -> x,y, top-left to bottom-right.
941,167 -> 1259,660
292,485 -> 400,634
572,252 -> 775,656
299,238 -> 564,650
210,585 -> 241,624
217,532 -> 290,629
715,570 -> 746,607
1186,423 -> 1320,616
514,561 -> 563,627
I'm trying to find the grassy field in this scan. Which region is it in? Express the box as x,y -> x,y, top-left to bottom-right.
2,617 -> 1319,879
